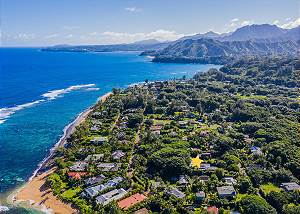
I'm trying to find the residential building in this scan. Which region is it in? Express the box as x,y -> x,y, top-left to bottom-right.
168,188 -> 186,199
281,182 -> 300,191
85,154 -> 104,162
217,186 -> 236,198
196,191 -> 206,201
84,176 -> 123,198
112,150 -> 126,160
97,163 -> 121,171
224,177 -> 237,186
68,172 -> 87,180
250,146 -> 263,155
69,161 -> 88,171
96,188 -> 128,205
84,174 -> 106,186
91,136 -> 108,145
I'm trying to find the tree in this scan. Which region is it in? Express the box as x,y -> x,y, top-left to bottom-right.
266,191 -> 290,212
238,195 -> 276,214
239,178 -> 253,194
127,113 -> 143,128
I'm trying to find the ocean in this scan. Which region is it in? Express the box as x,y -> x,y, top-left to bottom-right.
0,48 -> 219,213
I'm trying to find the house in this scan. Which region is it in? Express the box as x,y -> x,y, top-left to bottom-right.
106,177 -> 123,186
178,121 -> 188,128
84,176 -> 123,198
168,188 -> 186,199
224,177 -> 237,186
84,174 -> 106,186
250,146 -> 263,156
178,175 -> 189,186
151,181 -> 161,189
281,182 -> 300,191
112,150 -> 126,160
199,175 -> 209,182
199,131 -> 209,137
90,125 -> 100,132
84,184 -> 107,198
85,154 -> 104,162
91,136 -> 108,145
201,152 -> 212,159
117,132 -> 126,140
69,161 -> 88,171
217,186 -> 236,198
96,188 -> 128,205
196,191 -> 206,201
133,208 -> 149,214
207,206 -> 219,214
150,124 -> 163,134
199,163 -> 211,170
68,172 -> 87,180
97,163 -> 121,171
92,112 -> 102,117
169,131 -> 178,137
118,193 -> 147,210
207,166 -> 218,172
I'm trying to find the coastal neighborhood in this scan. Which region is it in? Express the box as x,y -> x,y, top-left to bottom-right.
21,57 -> 299,214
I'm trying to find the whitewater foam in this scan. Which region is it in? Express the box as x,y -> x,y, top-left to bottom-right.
0,84 -> 96,125
42,84 -> 95,99
0,100 -> 45,124
0,206 -> 9,212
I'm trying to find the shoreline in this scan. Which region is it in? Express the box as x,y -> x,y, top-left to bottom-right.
9,92 -> 112,214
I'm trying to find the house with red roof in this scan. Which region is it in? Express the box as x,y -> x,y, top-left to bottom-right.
67,172 -> 87,180
118,193 -> 147,210
207,206 -> 219,214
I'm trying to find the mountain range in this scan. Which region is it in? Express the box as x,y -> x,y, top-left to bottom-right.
43,24 -> 299,63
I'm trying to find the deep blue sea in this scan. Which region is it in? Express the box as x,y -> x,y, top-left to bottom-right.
0,48 -> 219,213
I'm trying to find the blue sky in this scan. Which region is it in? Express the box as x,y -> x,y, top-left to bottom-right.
1,0 -> 299,46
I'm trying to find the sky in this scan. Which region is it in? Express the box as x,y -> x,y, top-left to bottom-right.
1,0 -> 299,46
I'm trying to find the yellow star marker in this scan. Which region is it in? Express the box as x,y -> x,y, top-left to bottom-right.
191,154 -> 202,168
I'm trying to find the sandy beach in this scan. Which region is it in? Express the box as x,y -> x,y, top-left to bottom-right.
12,92 -> 112,214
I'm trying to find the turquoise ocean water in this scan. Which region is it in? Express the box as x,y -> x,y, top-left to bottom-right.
0,48 -> 219,213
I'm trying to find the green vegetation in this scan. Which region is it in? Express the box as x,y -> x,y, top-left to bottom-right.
48,56 -> 300,213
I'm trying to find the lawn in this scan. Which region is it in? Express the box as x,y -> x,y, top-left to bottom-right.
237,93 -> 267,100
260,183 -> 282,195
61,187 -> 82,200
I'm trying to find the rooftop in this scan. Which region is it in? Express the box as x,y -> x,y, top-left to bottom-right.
217,186 -> 236,197
169,188 -> 186,199
96,188 -> 127,206
281,182 -> 300,191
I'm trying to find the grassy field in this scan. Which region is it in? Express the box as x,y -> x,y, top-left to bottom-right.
260,183 -> 282,195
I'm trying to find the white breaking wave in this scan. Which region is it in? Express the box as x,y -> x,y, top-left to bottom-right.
85,87 -> 100,91
0,100 -> 45,124
42,84 -> 96,100
0,84 -> 96,125
0,206 -> 9,212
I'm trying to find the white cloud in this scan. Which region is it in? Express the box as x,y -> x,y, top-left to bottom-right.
272,20 -> 279,25
101,29 -> 184,43
65,34 -> 74,38
225,19 -> 254,32
63,26 -> 80,30
45,34 -> 58,39
88,32 -> 97,36
280,17 -> 300,29
125,7 -> 141,12
240,20 -> 253,26
14,33 -> 35,40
